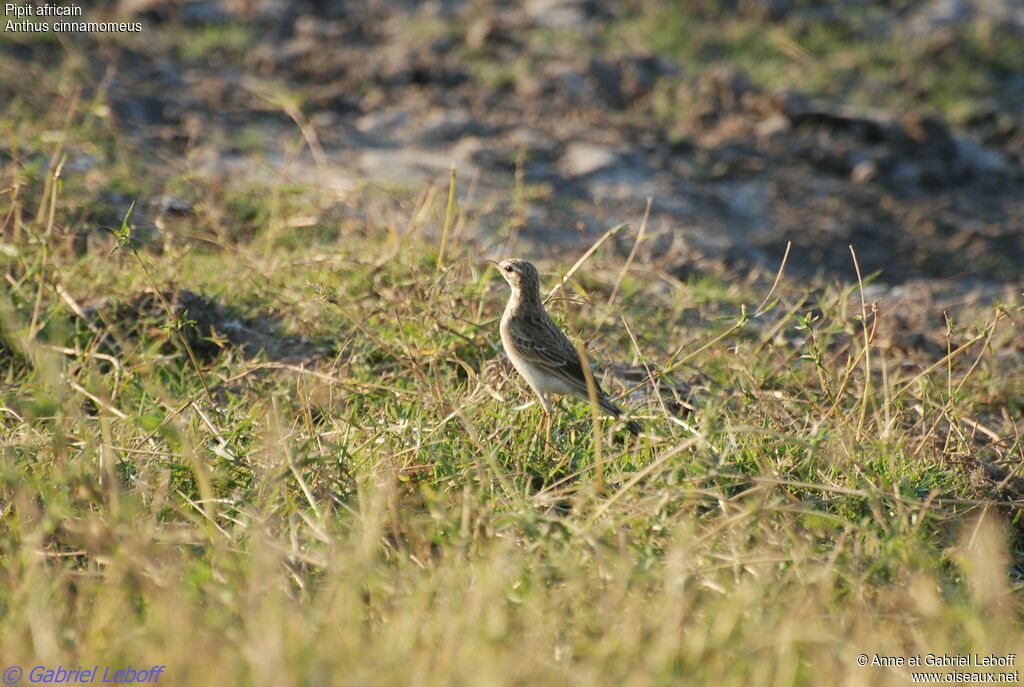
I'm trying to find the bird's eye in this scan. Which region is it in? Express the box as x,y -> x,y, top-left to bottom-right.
504,265 -> 513,272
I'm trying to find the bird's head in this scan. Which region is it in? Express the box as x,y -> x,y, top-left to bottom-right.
495,258 -> 541,298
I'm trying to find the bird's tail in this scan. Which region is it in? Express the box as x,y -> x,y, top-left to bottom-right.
599,396 -> 642,436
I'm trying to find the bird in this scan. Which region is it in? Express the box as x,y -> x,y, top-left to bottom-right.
495,258 -> 641,437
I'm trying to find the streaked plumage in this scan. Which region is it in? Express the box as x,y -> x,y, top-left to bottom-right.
497,259 -> 641,436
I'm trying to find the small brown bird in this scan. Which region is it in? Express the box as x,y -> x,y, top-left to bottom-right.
496,258 -> 641,436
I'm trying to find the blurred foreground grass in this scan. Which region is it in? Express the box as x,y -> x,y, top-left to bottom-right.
2,34 -> 1024,687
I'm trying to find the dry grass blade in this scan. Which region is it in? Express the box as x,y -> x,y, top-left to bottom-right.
545,222 -> 629,304
848,245 -> 873,439
607,198 -> 652,310
436,163 -> 457,274
755,241 -> 791,316
576,339 -> 604,492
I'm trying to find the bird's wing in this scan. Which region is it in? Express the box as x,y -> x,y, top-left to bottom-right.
508,309 -> 640,434
509,310 -> 595,392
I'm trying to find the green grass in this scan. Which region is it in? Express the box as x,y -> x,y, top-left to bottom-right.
176,22 -> 254,62
606,2 -> 1024,125
2,99 -> 1023,686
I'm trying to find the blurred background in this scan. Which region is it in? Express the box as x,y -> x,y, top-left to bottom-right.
3,0 -> 1023,283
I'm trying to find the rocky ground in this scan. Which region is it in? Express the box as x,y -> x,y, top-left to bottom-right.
4,0 -> 1024,288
